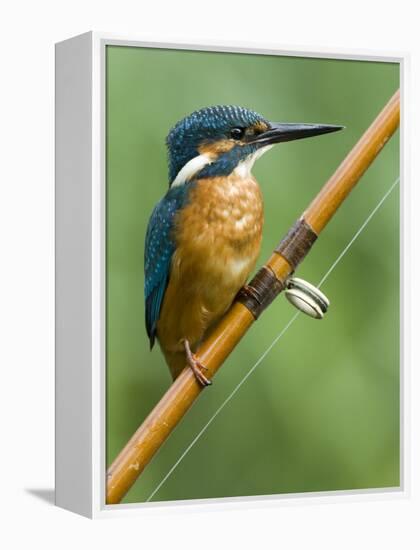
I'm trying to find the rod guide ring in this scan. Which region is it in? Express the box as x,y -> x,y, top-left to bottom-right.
285,277 -> 330,319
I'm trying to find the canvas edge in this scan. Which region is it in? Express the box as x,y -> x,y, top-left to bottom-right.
55,30 -> 94,518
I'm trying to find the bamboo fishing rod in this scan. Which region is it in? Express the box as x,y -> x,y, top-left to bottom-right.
107,89 -> 400,504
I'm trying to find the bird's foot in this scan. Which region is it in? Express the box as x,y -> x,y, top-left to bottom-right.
182,339 -> 212,387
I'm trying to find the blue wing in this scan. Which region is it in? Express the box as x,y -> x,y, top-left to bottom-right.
144,187 -> 188,348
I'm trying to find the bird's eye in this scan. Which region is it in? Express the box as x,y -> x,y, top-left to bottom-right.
230,127 -> 245,140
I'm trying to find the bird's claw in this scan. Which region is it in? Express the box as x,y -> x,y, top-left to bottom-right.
190,357 -> 212,387
183,339 -> 212,387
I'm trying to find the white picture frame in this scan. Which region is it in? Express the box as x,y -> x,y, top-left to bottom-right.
55,31 -> 408,519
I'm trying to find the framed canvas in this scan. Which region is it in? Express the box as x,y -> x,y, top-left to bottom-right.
55,32 -> 407,518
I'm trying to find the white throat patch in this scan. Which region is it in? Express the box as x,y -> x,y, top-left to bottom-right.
233,145 -> 273,178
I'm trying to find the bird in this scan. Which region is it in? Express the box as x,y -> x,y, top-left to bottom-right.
144,105 -> 343,386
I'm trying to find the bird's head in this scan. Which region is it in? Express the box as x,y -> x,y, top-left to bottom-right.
166,105 -> 343,187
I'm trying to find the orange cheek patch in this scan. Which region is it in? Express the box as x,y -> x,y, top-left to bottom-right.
198,139 -> 236,156
251,121 -> 270,134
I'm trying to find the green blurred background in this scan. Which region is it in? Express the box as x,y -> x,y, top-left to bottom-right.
106,46 -> 400,504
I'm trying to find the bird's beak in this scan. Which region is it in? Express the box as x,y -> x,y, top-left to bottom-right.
253,122 -> 344,146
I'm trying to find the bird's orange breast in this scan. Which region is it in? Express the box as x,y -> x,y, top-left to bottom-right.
157,173 -> 263,377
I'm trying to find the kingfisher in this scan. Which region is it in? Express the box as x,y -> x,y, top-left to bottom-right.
144,105 -> 342,386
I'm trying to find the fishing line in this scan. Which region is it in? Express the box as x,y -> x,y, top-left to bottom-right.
146,176 -> 400,502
